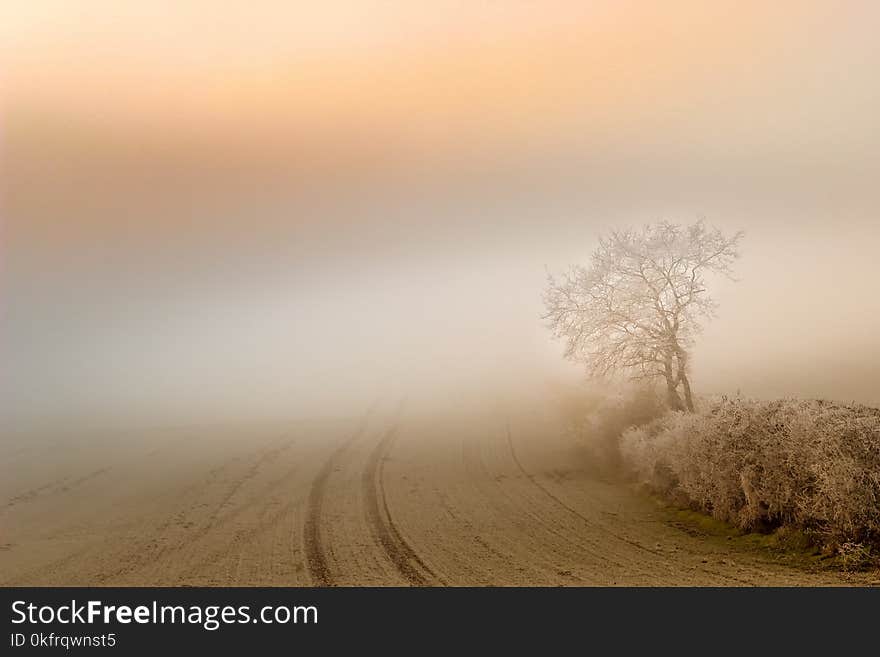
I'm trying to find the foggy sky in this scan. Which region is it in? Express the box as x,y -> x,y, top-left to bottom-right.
3,1 -> 879,428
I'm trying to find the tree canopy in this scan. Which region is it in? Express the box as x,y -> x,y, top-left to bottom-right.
543,221 -> 743,411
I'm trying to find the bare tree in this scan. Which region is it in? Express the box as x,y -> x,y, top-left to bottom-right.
543,221 -> 743,412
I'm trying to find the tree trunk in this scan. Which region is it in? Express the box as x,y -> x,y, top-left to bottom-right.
666,384 -> 684,411
663,353 -> 684,411
671,342 -> 695,413
679,372 -> 695,412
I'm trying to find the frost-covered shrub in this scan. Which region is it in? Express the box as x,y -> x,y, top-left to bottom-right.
580,386 -> 666,472
620,398 -> 880,546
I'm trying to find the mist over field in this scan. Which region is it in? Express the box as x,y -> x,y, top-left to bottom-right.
4,2 -> 880,434
3,8 -> 880,430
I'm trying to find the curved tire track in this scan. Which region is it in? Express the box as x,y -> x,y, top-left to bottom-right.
362,426 -> 442,586
6,407 -> 867,586
503,424 -> 757,585
504,424 -> 667,557
303,412 -> 374,586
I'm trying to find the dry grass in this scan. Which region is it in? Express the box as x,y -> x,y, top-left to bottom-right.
620,397 -> 880,552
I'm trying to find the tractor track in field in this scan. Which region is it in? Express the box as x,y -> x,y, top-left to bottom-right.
4,404 -> 874,587
502,425 -> 763,586
302,413 -> 374,586
362,425 -> 442,586
504,425 -> 665,558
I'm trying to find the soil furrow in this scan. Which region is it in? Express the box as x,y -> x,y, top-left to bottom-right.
362,426 -> 441,586
303,414 -> 373,586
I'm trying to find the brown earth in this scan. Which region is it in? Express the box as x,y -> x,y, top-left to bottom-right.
1,403 -> 873,586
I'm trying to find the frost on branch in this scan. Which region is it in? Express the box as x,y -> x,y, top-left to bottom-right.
543,221 -> 743,411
